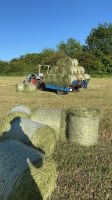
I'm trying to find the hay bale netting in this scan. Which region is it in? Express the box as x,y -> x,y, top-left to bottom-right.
25,83 -> 37,92
0,140 -> 57,200
67,107 -> 100,146
1,117 -> 56,156
30,107 -> 67,141
0,105 -> 31,135
84,73 -> 91,80
16,83 -> 25,92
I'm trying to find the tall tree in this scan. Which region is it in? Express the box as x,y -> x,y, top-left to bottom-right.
57,38 -> 82,58
86,23 -> 112,54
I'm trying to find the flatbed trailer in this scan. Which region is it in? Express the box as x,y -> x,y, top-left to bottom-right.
44,80 -> 89,95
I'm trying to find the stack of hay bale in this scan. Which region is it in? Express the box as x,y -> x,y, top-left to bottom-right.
45,57 -> 90,86
0,104 -> 100,199
0,105 -> 58,200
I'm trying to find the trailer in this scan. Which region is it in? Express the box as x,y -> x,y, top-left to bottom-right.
43,79 -> 89,95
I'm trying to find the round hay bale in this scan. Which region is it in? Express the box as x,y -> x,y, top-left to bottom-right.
30,107 -> 67,141
10,158 -> 57,200
67,107 -> 100,146
63,57 -> 73,67
16,83 -> 25,92
0,105 -> 31,135
72,66 -> 78,75
57,58 -> 65,67
0,140 -> 43,200
84,73 -> 91,80
77,66 -> 85,74
10,105 -> 31,115
76,73 -> 84,80
1,117 -> 56,156
25,83 -> 37,92
68,74 -> 77,83
72,58 -> 79,67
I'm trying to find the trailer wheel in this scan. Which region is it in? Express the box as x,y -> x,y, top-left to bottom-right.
57,90 -> 68,95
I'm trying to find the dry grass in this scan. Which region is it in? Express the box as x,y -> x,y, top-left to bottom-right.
0,76 -> 112,199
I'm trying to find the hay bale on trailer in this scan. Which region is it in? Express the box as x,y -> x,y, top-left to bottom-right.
72,58 -> 79,67
84,73 -> 91,80
30,107 -> 67,141
0,140 -> 57,200
1,117 -> 56,157
0,105 -> 31,135
16,83 -> 25,92
67,107 -> 100,146
77,66 -> 85,74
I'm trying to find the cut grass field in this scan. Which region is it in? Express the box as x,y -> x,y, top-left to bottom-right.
0,76 -> 112,200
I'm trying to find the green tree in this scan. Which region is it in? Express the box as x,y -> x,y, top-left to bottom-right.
57,38 -> 82,58
86,23 -> 112,54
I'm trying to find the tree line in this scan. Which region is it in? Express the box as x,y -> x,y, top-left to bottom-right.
0,23 -> 112,76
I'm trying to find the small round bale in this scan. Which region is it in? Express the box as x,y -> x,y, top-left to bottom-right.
63,57 -> 73,67
72,58 -> 79,67
10,158 -> 57,200
0,140 -> 43,200
0,105 -> 31,135
67,107 -> 100,146
16,83 -> 25,92
84,73 -> 91,80
77,66 -> 85,74
10,105 -> 31,115
25,83 -> 37,92
30,107 -> 67,142
1,117 -> 56,156
0,140 -> 57,200
76,73 -> 84,80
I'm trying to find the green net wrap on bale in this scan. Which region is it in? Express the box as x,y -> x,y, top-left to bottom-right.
67,107 -> 100,146
25,83 -> 37,92
10,159 -> 57,200
16,83 -> 25,92
1,117 -> 56,156
0,140 -> 43,200
30,107 -> 67,141
0,105 -> 31,135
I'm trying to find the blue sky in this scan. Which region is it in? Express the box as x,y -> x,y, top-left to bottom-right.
0,0 -> 112,61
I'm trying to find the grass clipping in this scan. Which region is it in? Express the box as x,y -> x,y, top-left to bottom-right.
30,107 -> 67,141
0,140 -> 57,200
0,105 -> 31,135
1,117 -> 56,157
67,107 -> 100,146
